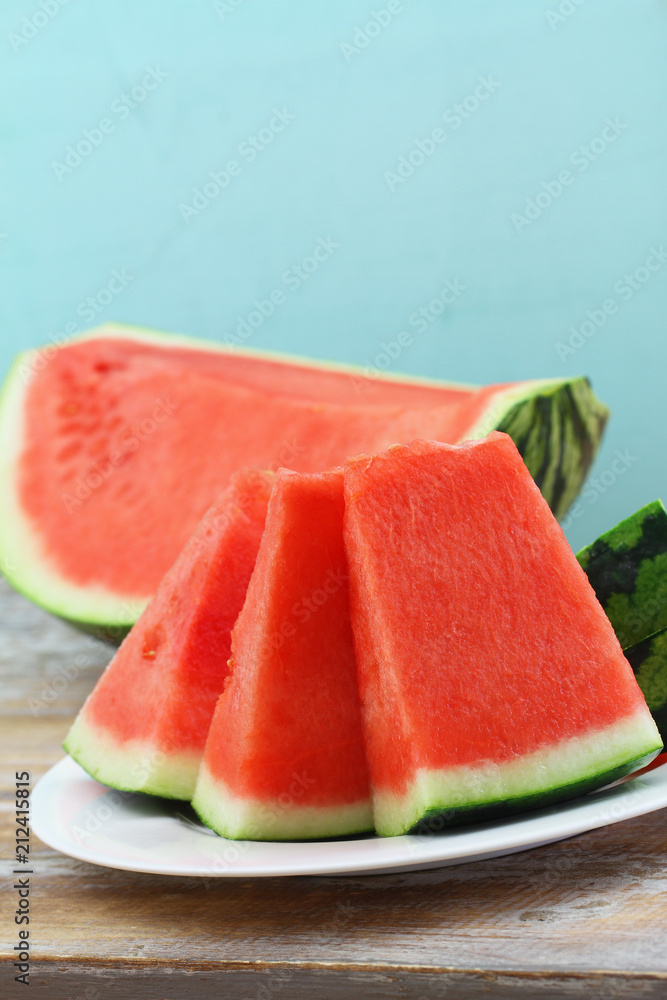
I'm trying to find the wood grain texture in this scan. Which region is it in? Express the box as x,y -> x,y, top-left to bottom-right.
1,578 -> 666,999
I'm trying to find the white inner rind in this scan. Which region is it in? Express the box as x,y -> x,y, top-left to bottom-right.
372,709 -> 662,837
193,764 -> 374,841
64,710 -> 200,801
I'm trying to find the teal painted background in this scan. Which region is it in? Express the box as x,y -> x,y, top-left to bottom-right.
1,0 -> 666,549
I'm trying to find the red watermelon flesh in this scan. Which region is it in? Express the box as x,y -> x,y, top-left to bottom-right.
343,433 -> 662,836
18,336 -> 495,596
63,468 -> 273,800
0,324 -> 609,633
192,467 -> 373,840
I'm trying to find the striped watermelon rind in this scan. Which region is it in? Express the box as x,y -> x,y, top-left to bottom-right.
577,499 -> 667,649
624,628 -> 667,745
467,375 -> 609,521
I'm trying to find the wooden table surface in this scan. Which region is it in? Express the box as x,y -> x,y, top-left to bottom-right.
2,579 -> 666,1000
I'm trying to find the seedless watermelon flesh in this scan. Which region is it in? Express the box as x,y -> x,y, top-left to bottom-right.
193,468 -> 373,840
0,323 -> 608,635
343,434 -> 662,837
63,469 -> 273,799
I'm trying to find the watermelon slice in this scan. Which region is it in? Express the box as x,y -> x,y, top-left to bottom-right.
577,500 -> 667,649
63,469 -> 273,799
0,324 -> 608,637
192,468 -> 373,840
343,433 -> 662,837
624,629 -> 667,745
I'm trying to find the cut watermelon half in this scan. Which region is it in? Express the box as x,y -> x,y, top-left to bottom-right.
63,469 -> 273,799
0,323 -> 608,637
192,468 -> 373,840
343,433 -> 662,837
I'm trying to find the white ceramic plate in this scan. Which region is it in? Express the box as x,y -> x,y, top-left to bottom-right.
32,756 -> 667,877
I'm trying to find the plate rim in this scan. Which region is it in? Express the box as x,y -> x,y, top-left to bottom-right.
30,756 -> 667,878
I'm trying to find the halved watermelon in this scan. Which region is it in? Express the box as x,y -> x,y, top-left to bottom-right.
343,434 -> 662,837
63,469 -> 273,799
192,468 -> 373,840
577,499 -> 667,649
0,324 -> 608,637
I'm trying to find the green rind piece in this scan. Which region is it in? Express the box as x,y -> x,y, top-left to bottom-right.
491,377 -> 610,521
624,627 -> 667,745
576,500 -> 667,648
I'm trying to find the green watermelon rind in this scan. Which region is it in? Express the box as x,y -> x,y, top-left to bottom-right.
410,753 -> 656,835
63,709 -> 200,801
0,323 -> 608,637
576,499 -> 667,650
192,764 -> 375,841
467,375 -> 610,521
371,710 -> 662,838
624,626 -> 667,745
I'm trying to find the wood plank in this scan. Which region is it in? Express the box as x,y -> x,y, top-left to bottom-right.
17,962 -> 667,1000
0,579 -> 112,717
9,811 -> 666,971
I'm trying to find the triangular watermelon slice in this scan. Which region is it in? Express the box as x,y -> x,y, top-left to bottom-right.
343,434 -> 662,837
192,468 -> 373,840
0,324 -> 609,638
63,468 -> 273,800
